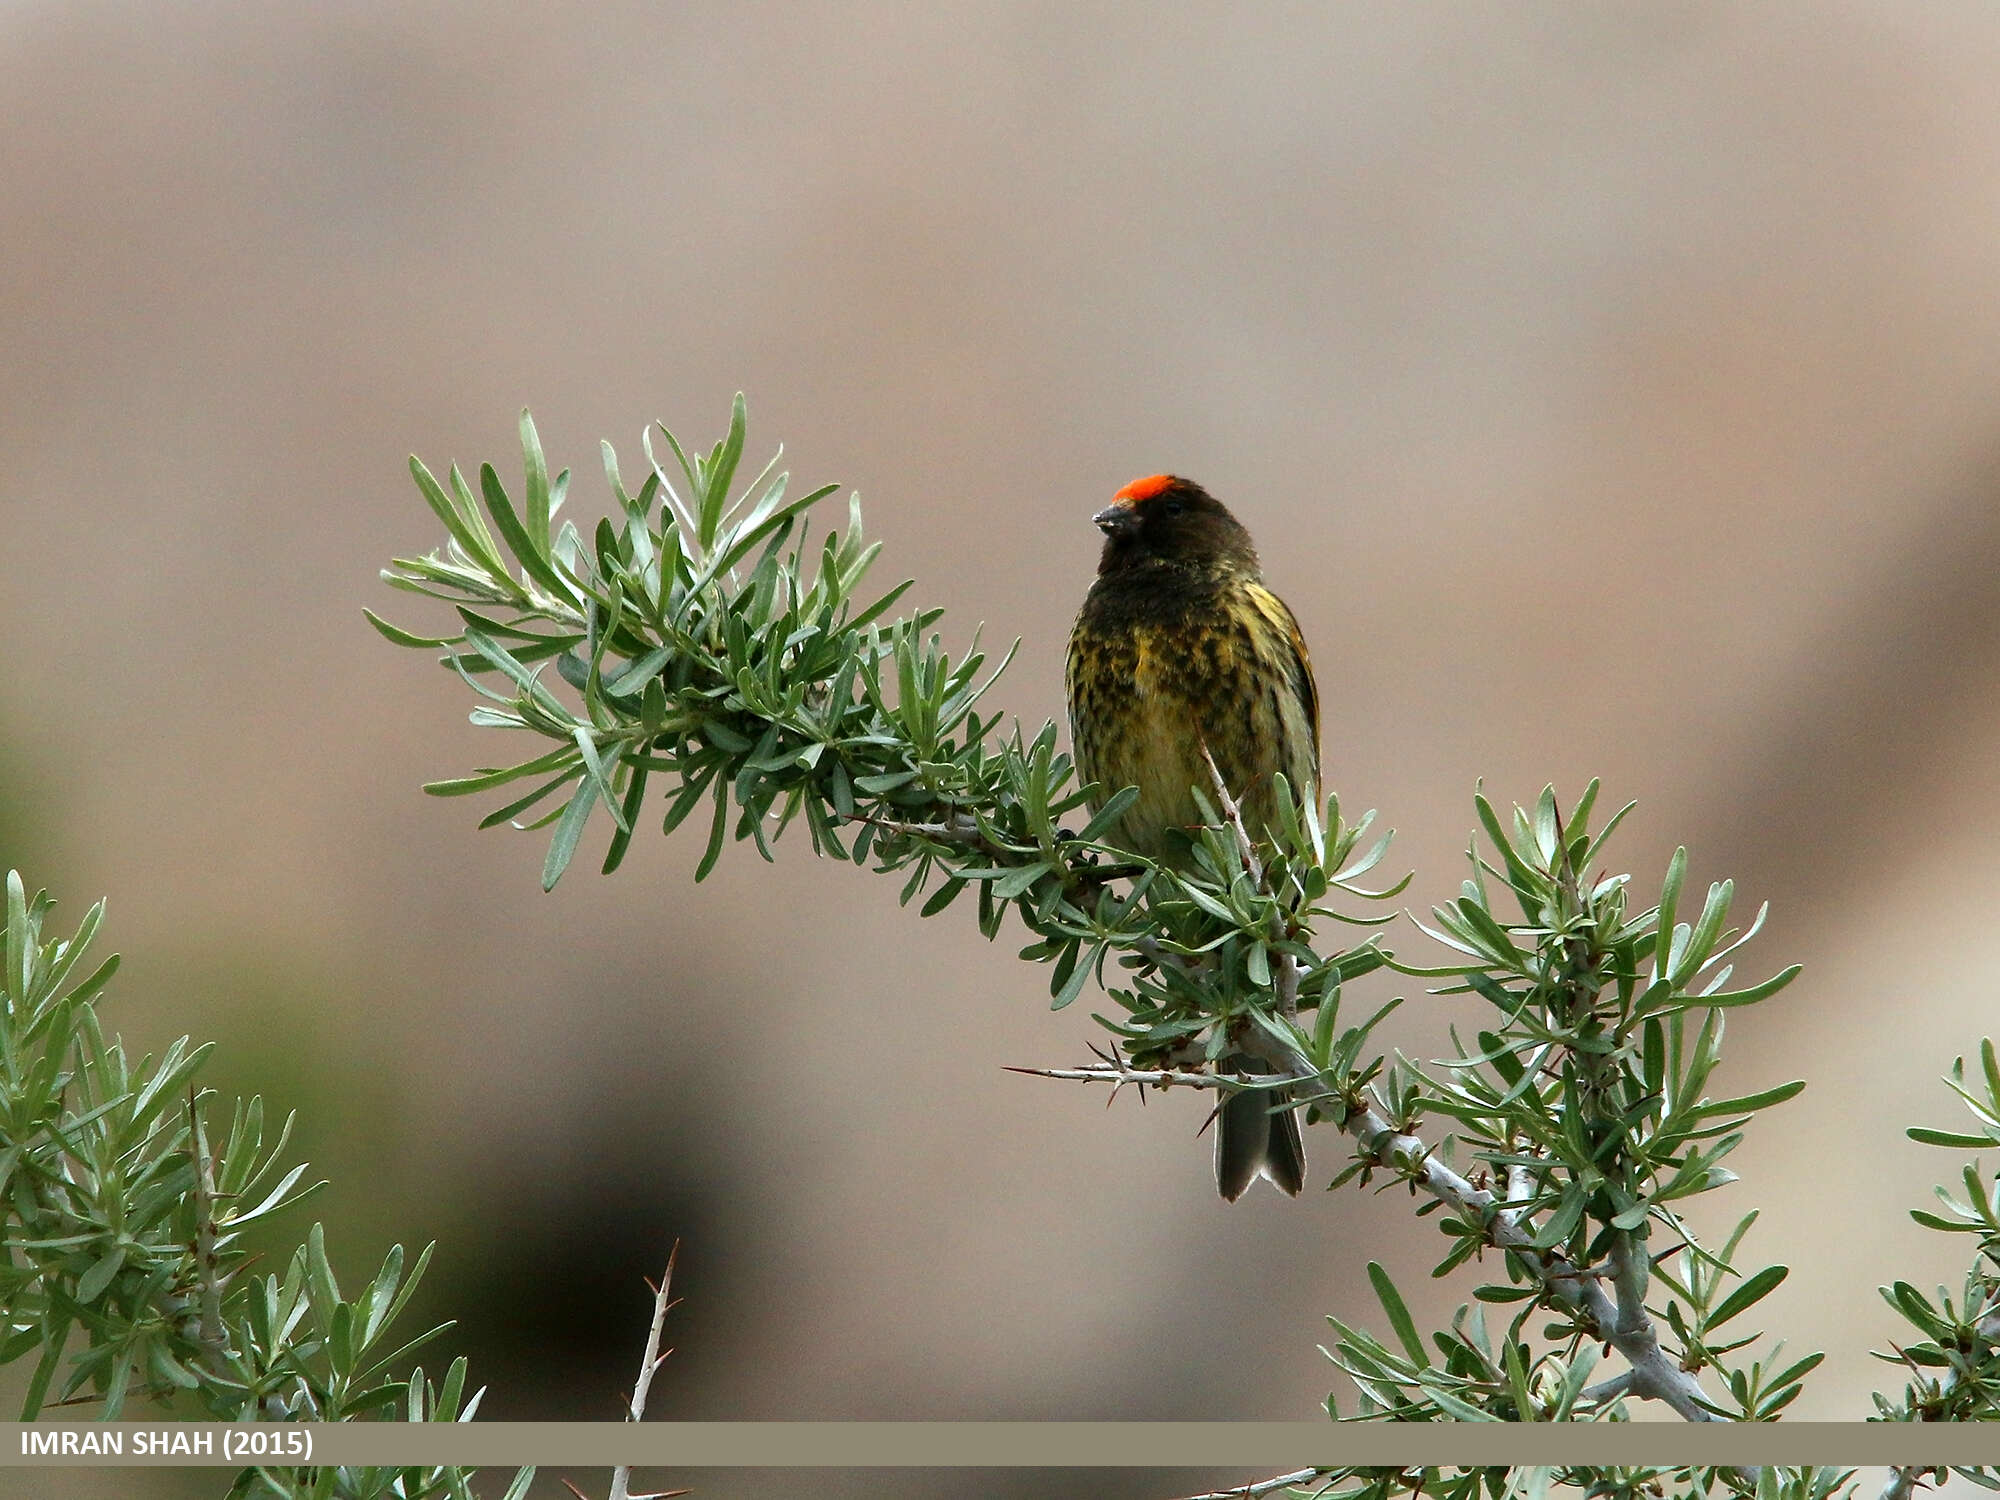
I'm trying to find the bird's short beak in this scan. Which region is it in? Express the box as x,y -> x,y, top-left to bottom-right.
1092,501 -> 1138,538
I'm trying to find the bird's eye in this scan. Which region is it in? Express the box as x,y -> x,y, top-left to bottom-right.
1163,498 -> 1185,516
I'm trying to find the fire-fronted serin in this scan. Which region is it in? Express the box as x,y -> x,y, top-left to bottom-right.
1066,473 -> 1319,1201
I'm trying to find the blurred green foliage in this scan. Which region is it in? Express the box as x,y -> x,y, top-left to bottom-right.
0,868 -> 530,1499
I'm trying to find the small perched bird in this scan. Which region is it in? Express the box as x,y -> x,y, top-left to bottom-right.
1066,474 -> 1320,1200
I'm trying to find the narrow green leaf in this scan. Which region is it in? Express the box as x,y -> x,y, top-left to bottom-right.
572,728 -> 630,834
1654,847 -> 1687,983
1674,878 -> 1733,982
1056,943 -> 1103,1011
699,393 -> 749,546
1531,786 -> 1558,864
1699,965 -> 1802,1009
520,409 -> 551,548
1078,786 -> 1139,843
602,764 -> 650,875
359,1244 -> 407,1346
607,647 -> 673,698
408,455 -> 507,580
477,764 -> 584,829
542,777 -> 599,891
363,609 -> 461,650
424,746 -> 579,798
1367,1261 -> 1429,1368
1908,1125 -> 1998,1149
1502,1335 -> 1536,1420
18,1311 -> 67,1420
306,1222 -> 342,1314
1312,986 -> 1341,1059
479,463 -> 577,604
1568,779 -> 1601,839
460,624 -> 567,713
56,953 -> 118,1008
75,1246 -> 125,1304
695,774 -> 730,882
920,877 -> 966,918
1708,1264 -> 1787,1330
1694,1080 -> 1805,1117
5,870 -> 28,1006
1473,794 -> 1538,898
1456,898 -> 1524,967
1910,1209 -> 1975,1233
1580,799 -> 1639,869
661,767 -> 715,836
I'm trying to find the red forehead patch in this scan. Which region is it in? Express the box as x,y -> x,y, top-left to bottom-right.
1113,473 -> 1177,503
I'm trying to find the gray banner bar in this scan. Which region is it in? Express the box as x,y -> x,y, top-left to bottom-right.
2,1422 -> 1998,1468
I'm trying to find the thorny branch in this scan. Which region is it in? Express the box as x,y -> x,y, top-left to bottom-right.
1251,983 -> 1716,1420
1032,1027 -> 1720,1424
566,1242 -> 690,1500
1031,773 -> 1727,1427
1199,740 -> 1266,892
1178,1472 -> 1329,1500
1215,765 -> 1719,1425
1880,1305 -> 2000,1500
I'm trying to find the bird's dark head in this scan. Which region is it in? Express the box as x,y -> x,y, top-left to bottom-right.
1092,474 -> 1258,577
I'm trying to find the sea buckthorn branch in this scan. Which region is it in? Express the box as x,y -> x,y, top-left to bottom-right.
373,394 -> 1402,1079
375,403 -> 1796,1438
380,401 -> 1988,1495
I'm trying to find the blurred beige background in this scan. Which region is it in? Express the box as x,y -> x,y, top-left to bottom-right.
6,2 -> 2000,1497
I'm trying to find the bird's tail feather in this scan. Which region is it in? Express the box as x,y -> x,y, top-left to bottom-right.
1215,1069 -> 1305,1201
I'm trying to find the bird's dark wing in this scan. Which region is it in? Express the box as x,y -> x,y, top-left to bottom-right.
1244,581 -> 1319,770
